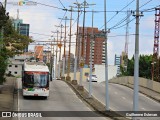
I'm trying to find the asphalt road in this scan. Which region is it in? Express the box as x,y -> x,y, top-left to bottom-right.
16,78 -> 110,120
82,81 -> 160,120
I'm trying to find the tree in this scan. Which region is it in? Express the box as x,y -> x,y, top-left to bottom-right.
139,55 -> 152,79
0,3 -> 9,30
0,4 -> 33,84
121,54 -> 152,79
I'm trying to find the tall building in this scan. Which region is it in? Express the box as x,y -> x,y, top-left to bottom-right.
77,27 -> 105,66
13,19 -> 30,52
62,51 -> 74,72
43,50 -> 51,63
115,54 -> 121,75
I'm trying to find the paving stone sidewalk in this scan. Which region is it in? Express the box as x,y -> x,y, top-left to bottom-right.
0,77 -> 16,120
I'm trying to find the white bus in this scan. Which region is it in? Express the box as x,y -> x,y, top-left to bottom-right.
22,61 -> 50,98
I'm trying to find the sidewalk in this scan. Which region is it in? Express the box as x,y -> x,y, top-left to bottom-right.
0,77 -> 16,112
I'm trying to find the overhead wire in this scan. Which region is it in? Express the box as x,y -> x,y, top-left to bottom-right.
30,32 -> 52,36
139,0 -> 153,9
66,11 -> 83,34
107,0 -> 158,31
27,0 -> 64,10
58,0 -> 66,9
51,10 -> 68,39
99,0 -> 135,29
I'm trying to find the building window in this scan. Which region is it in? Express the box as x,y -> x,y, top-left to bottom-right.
14,72 -> 17,74
9,65 -> 12,67
15,65 -> 18,68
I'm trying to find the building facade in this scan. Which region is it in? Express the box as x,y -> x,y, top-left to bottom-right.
78,27 -> 105,66
13,19 -> 30,52
34,46 -> 44,61
6,55 -> 31,76
62,51 -> 75,73
114,54 -> 121,75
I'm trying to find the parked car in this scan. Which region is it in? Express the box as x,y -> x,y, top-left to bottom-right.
87,74 -> 97,82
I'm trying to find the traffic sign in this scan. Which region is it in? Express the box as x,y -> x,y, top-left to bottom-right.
79,62 -> 84,67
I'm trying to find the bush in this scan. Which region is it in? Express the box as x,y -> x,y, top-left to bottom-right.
0,49 -> 8,84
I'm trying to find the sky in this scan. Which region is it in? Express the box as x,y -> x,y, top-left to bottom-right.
4,0 -> 160,65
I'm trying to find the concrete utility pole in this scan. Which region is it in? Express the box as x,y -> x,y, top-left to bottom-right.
72,2 -> 81,85
104,0 -> 109,111
66,6 -> 73,81
133,0 -> 143,116
78,0 -> 95,90
52,30 -> 60,80
59,16 -> 70,80
50,39 -> 55,81
89,10 -> 94,98
56,24 -> 64,80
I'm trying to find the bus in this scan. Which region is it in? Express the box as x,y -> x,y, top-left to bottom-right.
22,61 -> 50,98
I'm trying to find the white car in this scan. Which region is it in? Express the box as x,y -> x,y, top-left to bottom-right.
87,75 -> 97,82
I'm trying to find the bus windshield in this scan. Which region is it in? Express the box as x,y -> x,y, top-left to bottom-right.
23,71 -> 49,88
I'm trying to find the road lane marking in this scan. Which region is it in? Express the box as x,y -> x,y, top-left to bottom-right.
17,78 -> 20,120
141,108 -> 146,110
122,97 -> 125,99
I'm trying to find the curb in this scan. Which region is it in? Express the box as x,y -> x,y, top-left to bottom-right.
64,80 -> 129,120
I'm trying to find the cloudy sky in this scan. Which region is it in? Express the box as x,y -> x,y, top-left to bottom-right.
5,0 -> 159,65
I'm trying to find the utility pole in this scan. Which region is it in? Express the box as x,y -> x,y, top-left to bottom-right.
52,30 -> 60,80
66,6 -> 73,81
72,2 -> 82,85
133,0 -> 143,116
89,10 -> 94,98
124,10 -> 130,71
104,0 -> 109,111
56,24 -> 64,80
78,0 -> 95,90
59,16 -> 70,80
50,39 -> 55,81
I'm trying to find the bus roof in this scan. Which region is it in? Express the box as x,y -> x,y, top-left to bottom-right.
24,61 -> 49,72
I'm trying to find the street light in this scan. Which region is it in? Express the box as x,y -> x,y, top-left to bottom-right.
151,62 -> 156,81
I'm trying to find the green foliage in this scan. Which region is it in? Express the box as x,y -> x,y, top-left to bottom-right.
0,4 -> 9,30
0,48 -> 8,84
0,4 -> 33,84
139,55 -> 152,79
121,54 -> 152,79
4,19 -> 33,56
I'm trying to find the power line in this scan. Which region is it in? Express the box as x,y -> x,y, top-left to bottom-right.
142,5 -> 160,12
139,0 -> 153,9
100,0 -> 135,29
111,18 -> 135,30
109,12 -> 132,30
106,1 -> 157,31
51,10 -> 68,38
30,32 -> 53,36
58,0 -> 66,9
27,0 -> 64,10
66,11 -> 83,34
